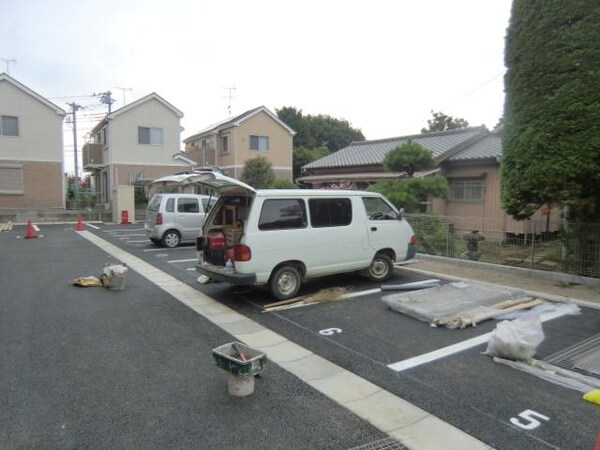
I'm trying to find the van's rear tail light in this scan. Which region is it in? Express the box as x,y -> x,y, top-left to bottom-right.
409,235 -> 417,246
234,244 -> 252,261
156,212 -> 163,225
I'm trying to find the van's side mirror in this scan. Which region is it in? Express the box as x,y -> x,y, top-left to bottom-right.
399,208 -> 405,219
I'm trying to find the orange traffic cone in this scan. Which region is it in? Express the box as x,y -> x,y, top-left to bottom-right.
25,219 -> 37,239
76,214 -> 84,231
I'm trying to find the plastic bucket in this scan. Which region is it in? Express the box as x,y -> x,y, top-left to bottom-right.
227,373 -> 255,397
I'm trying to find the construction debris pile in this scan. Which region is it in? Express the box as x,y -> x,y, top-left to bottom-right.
1,221 -> 14,232
71,263 -> 128,290
382,281 -> 543,329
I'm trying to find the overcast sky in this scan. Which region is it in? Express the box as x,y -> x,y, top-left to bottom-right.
1,0 -> 513,175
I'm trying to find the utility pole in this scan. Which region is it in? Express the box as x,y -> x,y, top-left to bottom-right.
114,86 -> 132,105
94,91 -> 115,113
67,102 -> 83,178
0,58 -> 17,74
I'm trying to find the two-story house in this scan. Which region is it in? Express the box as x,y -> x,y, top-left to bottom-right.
0,73 -> 66,209
83,92 -> 189,220
182,106 -> 295,181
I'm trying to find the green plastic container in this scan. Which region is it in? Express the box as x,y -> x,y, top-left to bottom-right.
212,341 -> 266,377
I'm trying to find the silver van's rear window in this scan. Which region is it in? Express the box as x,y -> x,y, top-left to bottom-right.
147,195 -> 163,211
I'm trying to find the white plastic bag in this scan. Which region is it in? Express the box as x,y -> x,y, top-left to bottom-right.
484,314 -> 545,362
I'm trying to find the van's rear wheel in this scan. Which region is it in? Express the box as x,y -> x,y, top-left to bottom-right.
368,253 -> 393,281
270,265 -> 301,300
162,230 -> 181,248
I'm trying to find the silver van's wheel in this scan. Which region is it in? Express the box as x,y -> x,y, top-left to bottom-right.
162,230 -> 181,248
270,265 -> 301,300
368,254 -> 393,281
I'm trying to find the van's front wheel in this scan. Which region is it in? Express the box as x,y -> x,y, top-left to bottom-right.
270,265 -> 301,300
367,253 -> 393,281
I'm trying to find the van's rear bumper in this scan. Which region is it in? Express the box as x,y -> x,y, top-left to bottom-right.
405,244 -> 417,260
196,261 -> 257,285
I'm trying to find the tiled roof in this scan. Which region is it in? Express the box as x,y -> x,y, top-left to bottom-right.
448,132 -> 502,161
302,126 -> 488,170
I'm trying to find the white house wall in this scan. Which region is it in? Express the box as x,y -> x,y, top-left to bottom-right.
0,80 -> 64,162
107,97 -> 183,166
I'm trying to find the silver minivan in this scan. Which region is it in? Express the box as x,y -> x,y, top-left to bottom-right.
144,193 -> 215,248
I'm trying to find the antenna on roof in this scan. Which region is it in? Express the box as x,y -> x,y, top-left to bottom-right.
0,57 -> 17,74
221,85 -> 236,116
114,86 -> 133,105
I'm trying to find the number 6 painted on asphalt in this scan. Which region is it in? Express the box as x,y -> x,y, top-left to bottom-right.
510,409 -> 549,430
319,328 -> 342,336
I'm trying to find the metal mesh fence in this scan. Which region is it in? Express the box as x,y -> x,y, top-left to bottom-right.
406,214 -> 600,278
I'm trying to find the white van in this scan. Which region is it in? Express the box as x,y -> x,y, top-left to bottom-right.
149,172 -> 416,299
144,193 -> 215,248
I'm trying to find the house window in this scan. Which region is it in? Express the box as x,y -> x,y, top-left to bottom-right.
129,171 -> 143,184
219,135 -> 229,153
449,179 -> 485,202
1,115 -> 19,136
250,135 -> 269,151
138,127 -> 163,145
0,165 -> 23,193
99,126 -> 108,146
201,138 -> 210,149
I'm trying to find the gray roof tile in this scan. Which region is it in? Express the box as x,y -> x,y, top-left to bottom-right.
302,126 -> 488,170
448,133 -> 502,161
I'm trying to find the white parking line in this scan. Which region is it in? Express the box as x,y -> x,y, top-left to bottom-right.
104,228 -> 145,233
86,223 -> 100,230
143,247 -> 193,252
168,258 -> 197,263
388,308 -> 575,372
128,240 -> 150,243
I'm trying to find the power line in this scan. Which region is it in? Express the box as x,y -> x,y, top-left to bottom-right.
441,70 -> 505,110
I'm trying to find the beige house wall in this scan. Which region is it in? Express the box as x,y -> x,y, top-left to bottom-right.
430,162 -> 561,235
112,164 -> 192,185
0,160 -> 63,208
192,110 -> 293,181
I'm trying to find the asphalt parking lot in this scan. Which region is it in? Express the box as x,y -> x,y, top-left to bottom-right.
2,222 -> 598,449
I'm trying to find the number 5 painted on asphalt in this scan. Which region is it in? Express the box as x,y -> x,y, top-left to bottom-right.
319,328 -> 342,336
510,409 -> 550,430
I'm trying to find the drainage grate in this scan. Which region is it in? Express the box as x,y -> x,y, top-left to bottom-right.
348,437 -> 407,450
544,333 -> 600,379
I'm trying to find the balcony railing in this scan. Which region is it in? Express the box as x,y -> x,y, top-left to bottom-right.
82,143 -> 103,168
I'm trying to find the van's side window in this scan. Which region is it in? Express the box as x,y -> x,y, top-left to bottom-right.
258,199 -> 307,230
178,198 -> 199,213
166,198 -> 175,212
362,197 -> 397,220
309,198 -> 352,227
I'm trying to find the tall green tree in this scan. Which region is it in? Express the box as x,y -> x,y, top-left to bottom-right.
276,106 -> 365,152
368,142 -> 448,212
292,146 -> 329,179
421,110 -> 469,133
240,156 -> 276,189
501,0 -> 600,221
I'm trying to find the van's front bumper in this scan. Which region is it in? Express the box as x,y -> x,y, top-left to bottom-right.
196,261 -> 257,285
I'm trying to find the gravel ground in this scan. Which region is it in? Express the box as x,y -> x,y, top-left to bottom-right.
403,257 -> 600,306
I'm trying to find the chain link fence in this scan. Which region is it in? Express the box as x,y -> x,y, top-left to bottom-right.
406,213 -> 600,278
